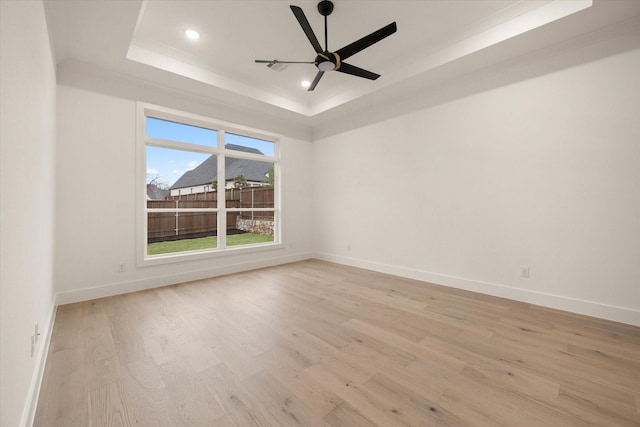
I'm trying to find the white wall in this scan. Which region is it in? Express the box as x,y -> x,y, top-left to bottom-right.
55,81 -> 314,301
313,45 -> 640,325
0,1 -> 57,426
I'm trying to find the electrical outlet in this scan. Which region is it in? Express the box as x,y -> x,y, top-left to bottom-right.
520,266 -> 530,278
118,262 -> 126,273
30,322 -> 41,357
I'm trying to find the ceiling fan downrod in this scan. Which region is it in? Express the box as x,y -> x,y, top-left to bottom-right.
318,0 -> 334,51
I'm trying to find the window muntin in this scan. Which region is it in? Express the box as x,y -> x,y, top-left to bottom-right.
139,103 -> 280,264
146,117 -> 217,147
225,132 -> 275,157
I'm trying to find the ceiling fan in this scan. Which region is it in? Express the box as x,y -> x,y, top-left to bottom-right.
255,0 -> 397,91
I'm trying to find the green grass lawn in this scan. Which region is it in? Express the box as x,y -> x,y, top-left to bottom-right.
147,233 -> 274,255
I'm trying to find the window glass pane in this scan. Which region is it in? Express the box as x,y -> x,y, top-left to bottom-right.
225,133 -> 274,157
234,184 -> 275,209
147,200 -> 218,255
146,117 -> 217,147
228,210 -> 275,247
147,200 -> 218,238
147,209 -> 218,243
224,157 -> 275,191
146,211 -> 218,255
146,146 -> 214,198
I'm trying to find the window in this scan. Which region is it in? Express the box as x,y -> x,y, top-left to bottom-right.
137,103 -> 280,265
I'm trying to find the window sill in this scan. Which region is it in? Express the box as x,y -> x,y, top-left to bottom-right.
137,242 -> 284,268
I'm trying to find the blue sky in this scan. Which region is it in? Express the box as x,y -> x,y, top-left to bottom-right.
146,118 -> 274,187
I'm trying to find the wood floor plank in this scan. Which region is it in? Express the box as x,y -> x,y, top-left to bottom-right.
360,372 -> 466,427
120,355 -> 165,403
437,376 -> 585,427
436,392 -> 512,427
126,386 -> 187,427
305,363 -> 402,427
343,318 -> 465,372
33,346 -> 88,427
242,370 -> 331,427
556,384 -> 639,427
322,291 -> 463,342
324,403 -> 379,427
50,303 -> 88,352
199,363 -> 280,427
458,355 -> 561,404
88,382 -> 137,427
256,346 -> 344,418
156,356 -> 227,425
34,260 -> 640,426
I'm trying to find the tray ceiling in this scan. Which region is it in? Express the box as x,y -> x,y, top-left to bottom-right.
45,0 -> 640,129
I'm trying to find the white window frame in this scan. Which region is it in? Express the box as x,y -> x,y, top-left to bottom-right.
136,102 -> 281,267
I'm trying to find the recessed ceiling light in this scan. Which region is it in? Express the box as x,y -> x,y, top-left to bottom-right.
185,29 -> 200,41
301,80 -> 311,88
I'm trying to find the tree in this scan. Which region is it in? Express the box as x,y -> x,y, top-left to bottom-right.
210,180 -> 218,191
146,174 -> 166,187
233,174 -> 248,189
146,174 -> 170,200
262,166 -> 274,186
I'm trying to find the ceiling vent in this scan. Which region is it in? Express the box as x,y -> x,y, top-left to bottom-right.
267,61 -> 288,72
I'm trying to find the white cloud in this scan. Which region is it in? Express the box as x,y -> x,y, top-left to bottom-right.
172,169 -> 182,175
146,168 -> 158,175
186,160 -> 201,171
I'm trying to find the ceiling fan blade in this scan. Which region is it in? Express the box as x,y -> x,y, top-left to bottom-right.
336,22 -> 397,61
290,6 -> 323,54
336,62 -> 380,80
255,59 -> 316,64
308,70 -> 324,91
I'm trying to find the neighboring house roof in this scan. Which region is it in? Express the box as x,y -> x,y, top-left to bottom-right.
170,144 -> 271,190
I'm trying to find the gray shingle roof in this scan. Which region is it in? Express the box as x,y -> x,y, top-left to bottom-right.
170,144 -> 271,189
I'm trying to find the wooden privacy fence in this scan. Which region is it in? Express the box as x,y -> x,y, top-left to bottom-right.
147,187 -> 274,242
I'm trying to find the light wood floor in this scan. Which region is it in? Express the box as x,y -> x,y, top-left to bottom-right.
35,260 -> 640,426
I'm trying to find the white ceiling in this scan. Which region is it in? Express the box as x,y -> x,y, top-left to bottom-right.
45,0 -> 640,132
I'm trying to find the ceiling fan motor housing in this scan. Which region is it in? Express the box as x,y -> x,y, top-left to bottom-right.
315,52 -> 340,71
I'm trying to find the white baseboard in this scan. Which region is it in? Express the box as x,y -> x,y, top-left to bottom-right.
21,302 -> 57,427
313,252 -> 640,327
56,251 -> 313,305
